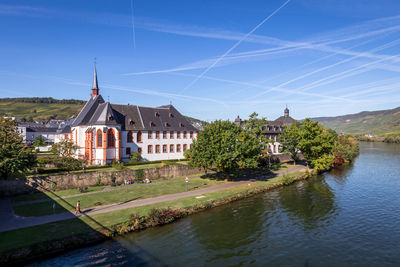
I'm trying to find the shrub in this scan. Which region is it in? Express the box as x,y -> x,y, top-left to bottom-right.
53,157 -> 85,172
96,176 -> 102,186
130,152 -> 142,162
110,173 -> 116,186
78,186 -> 88,193
112,161 -> 125,170
135,169 -> 145,181
51,181 -> 57,191
281,174 -> 294,185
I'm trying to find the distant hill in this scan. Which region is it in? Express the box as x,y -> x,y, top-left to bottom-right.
0,97 -> 208,127
312,106 -> 400,136
0,97 -> 85,121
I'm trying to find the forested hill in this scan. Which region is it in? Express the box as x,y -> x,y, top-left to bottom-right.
0,97 -> 207,126
312,106 -> 400,136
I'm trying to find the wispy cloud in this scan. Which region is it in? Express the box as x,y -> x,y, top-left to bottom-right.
0,4 -> 50,17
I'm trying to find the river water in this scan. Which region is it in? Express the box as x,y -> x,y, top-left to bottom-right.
32,142 -> 400,266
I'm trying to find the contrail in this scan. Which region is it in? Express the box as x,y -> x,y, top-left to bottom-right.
130,0 -> 136,48
179,0 -> 292,93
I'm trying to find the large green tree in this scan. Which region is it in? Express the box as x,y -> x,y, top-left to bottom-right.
279,122 -> 302,164
187,120 -> 261,178
0,117 -> 36,178
297,119 -> 336,171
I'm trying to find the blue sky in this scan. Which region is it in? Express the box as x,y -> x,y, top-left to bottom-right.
1,0 -> 400,121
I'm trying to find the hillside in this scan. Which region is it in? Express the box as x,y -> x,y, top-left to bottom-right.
312,106 -> 400,136
0,98 -> 207,127
0,98 -> 85,121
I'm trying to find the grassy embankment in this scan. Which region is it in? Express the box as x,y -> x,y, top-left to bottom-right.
0,166 -> 306,256
12,175 -> 221,217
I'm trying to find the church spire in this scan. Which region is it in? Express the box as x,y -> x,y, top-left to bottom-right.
91,58 -> 99,96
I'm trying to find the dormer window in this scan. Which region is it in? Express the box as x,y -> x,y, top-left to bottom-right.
169,113 -> 174,118
129,120 -> 135,125
149,121 -> 155,127
108,116 -> 113,121
179,123 -> 184,127
165,122 -> 170,127
155,112 -> 160,117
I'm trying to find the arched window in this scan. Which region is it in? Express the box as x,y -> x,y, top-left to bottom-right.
97,129 -> 103,148
127,130 -> 133,143
137,131 -> 142,143
107,129 -> 115,148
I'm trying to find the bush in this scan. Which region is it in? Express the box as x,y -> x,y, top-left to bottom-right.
135,169 -> 145,181
281,174 -> 294,185
96,176 -> 102,186
112,161 -> 125,170
53,157 -> 85,172
130,152 -> 142,162
78,186 -> 88,193
110,173 -> 116,186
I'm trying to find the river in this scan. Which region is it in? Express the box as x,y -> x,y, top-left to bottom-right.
31,142 -> 400,266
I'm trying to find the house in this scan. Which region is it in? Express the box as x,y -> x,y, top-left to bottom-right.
17,123 -> 58,145
264,107 -> 296,154
68,67 -> 198,165
234,107 -> 296,154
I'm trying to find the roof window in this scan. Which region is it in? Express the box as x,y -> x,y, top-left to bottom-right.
169,113 -> 174,118
129,120 -> 135,125
155,112 -> 160,117
179,123 -> 184,127
149,121 -> 156,127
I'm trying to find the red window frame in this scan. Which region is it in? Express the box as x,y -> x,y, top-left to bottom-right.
163,131 -> 167,139
170,131 -> 174,139
137,131 -> 142,143
177,144 -> 181,152
147,145 -> 153,154
162,144 -> 167,153
169,144 -> 174,152
155,145 -> 160,153
156,131 -> 160,139
190,131 -> 193,138
177,131 -> 181,139
96,129 -> 102,148
183,131 -> 187,138
183,144 -> 187,151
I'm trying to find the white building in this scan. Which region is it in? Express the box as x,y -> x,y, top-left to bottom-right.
68,67 -> 198,165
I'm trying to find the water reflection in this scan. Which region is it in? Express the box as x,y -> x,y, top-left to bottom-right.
278,177 -> 337,231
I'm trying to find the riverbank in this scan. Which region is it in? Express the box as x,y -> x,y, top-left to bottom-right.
0,166 -> 311,265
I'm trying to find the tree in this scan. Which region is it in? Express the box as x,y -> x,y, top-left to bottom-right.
0,117 -> 36,178
51,139 -> 78,157
33,135 -> 47,147
187,120 -> 261,179
297,119 -> 336,171
243,112 -> 270,148
279,122 -> 302,164
130,151 -> 142,162
51,139 -> 84,172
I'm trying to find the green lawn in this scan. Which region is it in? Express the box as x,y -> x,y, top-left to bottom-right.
11,186 -> 107,203
13,176 -> 222,217
0,170 -> 307,253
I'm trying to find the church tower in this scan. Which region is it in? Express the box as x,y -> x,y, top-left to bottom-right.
284,106 -> 289,118
91,65 -> 99,97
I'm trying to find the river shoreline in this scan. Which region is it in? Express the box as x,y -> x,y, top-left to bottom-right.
0,169 -> 314,265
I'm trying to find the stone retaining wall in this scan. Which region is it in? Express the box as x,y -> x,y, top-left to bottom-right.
0,165 -> 203,197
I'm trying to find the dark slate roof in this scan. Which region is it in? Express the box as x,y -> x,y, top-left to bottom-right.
88,102 -> 119,126
273,116 -> 296,126
71,95 -> 104,126
111,104 -> 196,131
26,127 -> 58,133
57,125 -> 71,134
71,94 -> 196,131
